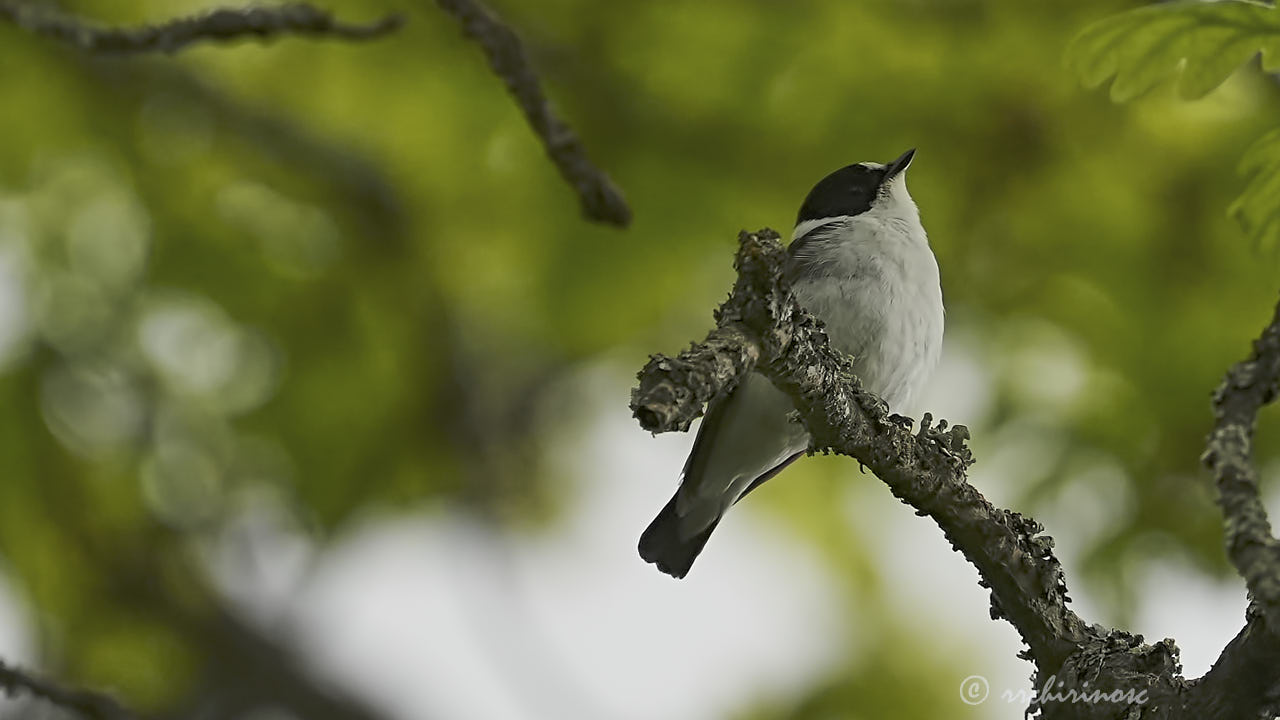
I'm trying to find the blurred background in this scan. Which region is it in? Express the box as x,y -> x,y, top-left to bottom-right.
0,0 -> 1278,718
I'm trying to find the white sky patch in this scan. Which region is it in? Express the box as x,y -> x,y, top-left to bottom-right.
0,567 -> 35,719
1132,559 -> 1248,679
845,480 -> 1033,719
0,570 -> 32,663
204,488 -> 316,629
1026,454 -> 1135,588
210,362 -> 849,720
849,336 -> 1031,718
200,339 -> 1270,720
915,328 -> 993,426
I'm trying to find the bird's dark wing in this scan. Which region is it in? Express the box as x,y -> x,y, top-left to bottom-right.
637,385 -> 739,578
638,378 -> 806,579
785,223 -> 844,283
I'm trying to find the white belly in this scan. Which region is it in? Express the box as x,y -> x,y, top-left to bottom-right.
791,227 -> 944,413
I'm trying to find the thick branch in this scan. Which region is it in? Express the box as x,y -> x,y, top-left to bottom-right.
0,2 -> 402,54
632,228 -> 1093,670
432,0 -> 632,228
1188,603 -> 1280,718
1203,294 -> 1280,617
0,658 -> 136,720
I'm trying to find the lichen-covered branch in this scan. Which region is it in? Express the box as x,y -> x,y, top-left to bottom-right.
0,2 -> 402,54
630,324 -> 759,433
0,658 -> 136,720
632,228 -> 1092,669
1187,602 -> 1280,719
1203,294 -> 1280,619
631,229 -> 1280,717
1186,295 -> 1280,718
432,0 -> 632,228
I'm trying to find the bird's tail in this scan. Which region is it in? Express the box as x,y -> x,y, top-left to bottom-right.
638,374 -> 806,579
638,450 -> 804,579
638,493 -> 721,580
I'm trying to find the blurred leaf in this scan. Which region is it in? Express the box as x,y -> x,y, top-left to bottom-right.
1232,127 -> 1280,254
1069,0 -> 1280,101
78,614 -> 196,711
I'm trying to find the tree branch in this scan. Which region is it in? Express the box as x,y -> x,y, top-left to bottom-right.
1183,295 -> 1280,718
1203,293 -> 1280,622
0,658 -> 137,720
630,230 -> 1280,717
631,228 -> 1093,670
431,0 -> 632,228
1187,602 -> 1280,719
0,2 -> 402,54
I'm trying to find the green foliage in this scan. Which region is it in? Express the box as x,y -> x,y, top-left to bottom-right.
1,0 -> 1279,717
1232,128 -> 1280,252
1071,0 -> 1280,257
1069,0 -> 1280,102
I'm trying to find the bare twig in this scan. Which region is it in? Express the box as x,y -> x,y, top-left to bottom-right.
0,659 -> 136,720
432,0 -> 632,228
1203,294 -> 1280,620
1185,294 -> 1280,718
0,2 -> 403,54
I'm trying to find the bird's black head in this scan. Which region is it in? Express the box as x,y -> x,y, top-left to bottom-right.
795,149 -> 915,225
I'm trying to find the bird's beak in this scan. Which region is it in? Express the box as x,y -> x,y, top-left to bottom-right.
884,148 -> 916,180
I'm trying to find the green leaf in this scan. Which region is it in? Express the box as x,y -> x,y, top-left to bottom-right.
1231,128 -> 1280,254
1068,0 -> 1280,102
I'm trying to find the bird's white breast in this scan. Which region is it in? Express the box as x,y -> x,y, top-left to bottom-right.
791,214 -> 943,413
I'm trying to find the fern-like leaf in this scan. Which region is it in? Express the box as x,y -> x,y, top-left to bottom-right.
1068,0 -> 1280,102
1231,129 -> 1280,254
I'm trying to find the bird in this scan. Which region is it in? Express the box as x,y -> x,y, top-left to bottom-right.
638,149 -> 944,579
